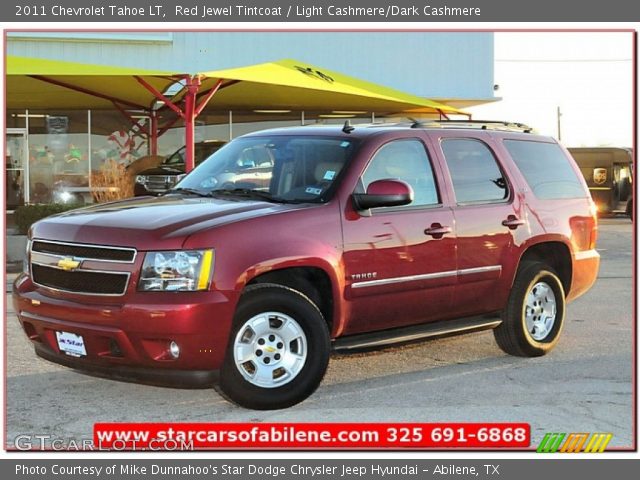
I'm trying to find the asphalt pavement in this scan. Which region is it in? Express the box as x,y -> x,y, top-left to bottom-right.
4,217 -> 634,449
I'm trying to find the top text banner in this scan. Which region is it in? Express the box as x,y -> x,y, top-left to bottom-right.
4,0 -> 640,22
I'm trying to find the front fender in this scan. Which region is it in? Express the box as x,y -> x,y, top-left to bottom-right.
182,202 -> 346,336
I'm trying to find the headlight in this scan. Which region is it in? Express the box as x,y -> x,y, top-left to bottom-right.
135,175 -> 148,185
56,190 -> 73,203
138,250 -> 214,292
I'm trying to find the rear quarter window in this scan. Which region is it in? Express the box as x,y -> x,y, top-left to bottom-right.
504,140 -> 586,199
441,138 -> 509,204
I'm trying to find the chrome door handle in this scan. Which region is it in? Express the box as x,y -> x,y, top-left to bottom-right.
424,223 -> 452,238
502,215 -> 525,229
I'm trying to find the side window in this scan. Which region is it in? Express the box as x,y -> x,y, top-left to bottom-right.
361,139 -> 439,207
504,140 -> 586,199
441,138 -> 509,204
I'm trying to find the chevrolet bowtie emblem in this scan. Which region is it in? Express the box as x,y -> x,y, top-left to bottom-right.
57,257 -> 81,271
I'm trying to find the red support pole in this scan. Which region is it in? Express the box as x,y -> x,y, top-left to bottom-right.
184,76 -> 201,173
150,112 -> 158,156
195,79 -> 224,117
134,75 -> 185,119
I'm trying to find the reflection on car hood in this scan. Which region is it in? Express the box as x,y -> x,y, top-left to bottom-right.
30,195 -> 306,250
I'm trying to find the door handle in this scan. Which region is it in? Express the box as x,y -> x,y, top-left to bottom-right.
502,215 -> 526,230
424,223 -> 452,238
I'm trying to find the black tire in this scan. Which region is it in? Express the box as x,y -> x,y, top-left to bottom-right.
220,283 -> 330,410
494,261 -> 566,357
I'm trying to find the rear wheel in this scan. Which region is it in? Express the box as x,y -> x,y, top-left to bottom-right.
220,283 -> 330,409
494,261 -> 566,357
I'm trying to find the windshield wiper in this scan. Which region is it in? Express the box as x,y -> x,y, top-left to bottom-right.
165,187 -> 212,197
211,188 -> 289,203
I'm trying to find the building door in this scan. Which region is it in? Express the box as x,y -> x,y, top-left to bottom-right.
6,129 -> 28,209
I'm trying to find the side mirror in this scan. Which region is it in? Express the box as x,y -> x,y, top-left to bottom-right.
352,179 -> 414,210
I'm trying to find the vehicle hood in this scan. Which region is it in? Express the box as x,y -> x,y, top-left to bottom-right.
31,195 -> 306,250
136,165 -> 184,176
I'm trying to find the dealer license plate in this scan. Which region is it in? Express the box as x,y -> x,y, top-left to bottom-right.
56,331 -> 87,357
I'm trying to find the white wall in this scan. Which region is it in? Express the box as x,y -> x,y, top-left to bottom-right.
8,31 -> 495,101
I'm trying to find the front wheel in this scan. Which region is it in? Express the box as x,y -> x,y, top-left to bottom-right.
220,283 -> 330,409
494,261 -> 566,357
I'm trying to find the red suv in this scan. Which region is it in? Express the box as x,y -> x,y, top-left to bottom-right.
13,121 -> 600,410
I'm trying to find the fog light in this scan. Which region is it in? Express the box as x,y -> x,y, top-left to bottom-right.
169,341 -> 180,359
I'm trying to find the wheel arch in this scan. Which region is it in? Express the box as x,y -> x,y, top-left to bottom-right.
515,240 -> 573,295
243,262 -> 341,337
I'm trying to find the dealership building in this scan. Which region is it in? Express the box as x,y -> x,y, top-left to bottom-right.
6,31 -> 497,208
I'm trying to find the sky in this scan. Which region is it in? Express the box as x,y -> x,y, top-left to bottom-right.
467,32 -> 633,148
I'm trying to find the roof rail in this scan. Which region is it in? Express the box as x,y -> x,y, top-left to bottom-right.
410,119 -> 535,133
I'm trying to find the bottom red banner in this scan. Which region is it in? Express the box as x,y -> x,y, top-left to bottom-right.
94,422 -> 530,449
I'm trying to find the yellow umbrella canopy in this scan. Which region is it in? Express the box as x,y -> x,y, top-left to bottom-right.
6,56 -> 177,110
7,55 -> 465,116
196,58 -> 465,115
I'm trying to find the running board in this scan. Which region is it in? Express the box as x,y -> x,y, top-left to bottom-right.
332,315 -> 502,352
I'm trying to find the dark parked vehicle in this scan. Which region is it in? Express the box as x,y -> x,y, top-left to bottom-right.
14,121 -> 599,409
134,140 -> 226,196
568,147 -> 633,217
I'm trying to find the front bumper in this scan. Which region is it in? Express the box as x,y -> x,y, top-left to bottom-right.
13,274 -> 239,385
34,344 -> 219,388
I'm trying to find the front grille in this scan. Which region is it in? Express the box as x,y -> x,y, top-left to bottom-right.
32,240 -> 135,262
146,175 -> 177,193
32,264 -> 129,295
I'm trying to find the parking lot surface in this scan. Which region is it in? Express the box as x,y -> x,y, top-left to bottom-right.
4,217 -> 634,449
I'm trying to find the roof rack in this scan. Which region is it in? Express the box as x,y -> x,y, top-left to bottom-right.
410,119 -> 535,133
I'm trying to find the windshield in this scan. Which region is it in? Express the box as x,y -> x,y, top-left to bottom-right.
173,136 -> 358,203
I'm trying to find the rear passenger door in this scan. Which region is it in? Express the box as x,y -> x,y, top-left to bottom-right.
342,136 -> 457,334
428,131 -> 525,317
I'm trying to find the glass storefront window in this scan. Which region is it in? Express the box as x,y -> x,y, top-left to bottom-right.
6,130 -> 27,209
89,110 -> 149,170
28,110 -> 90,204
157,125 -> 188,158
